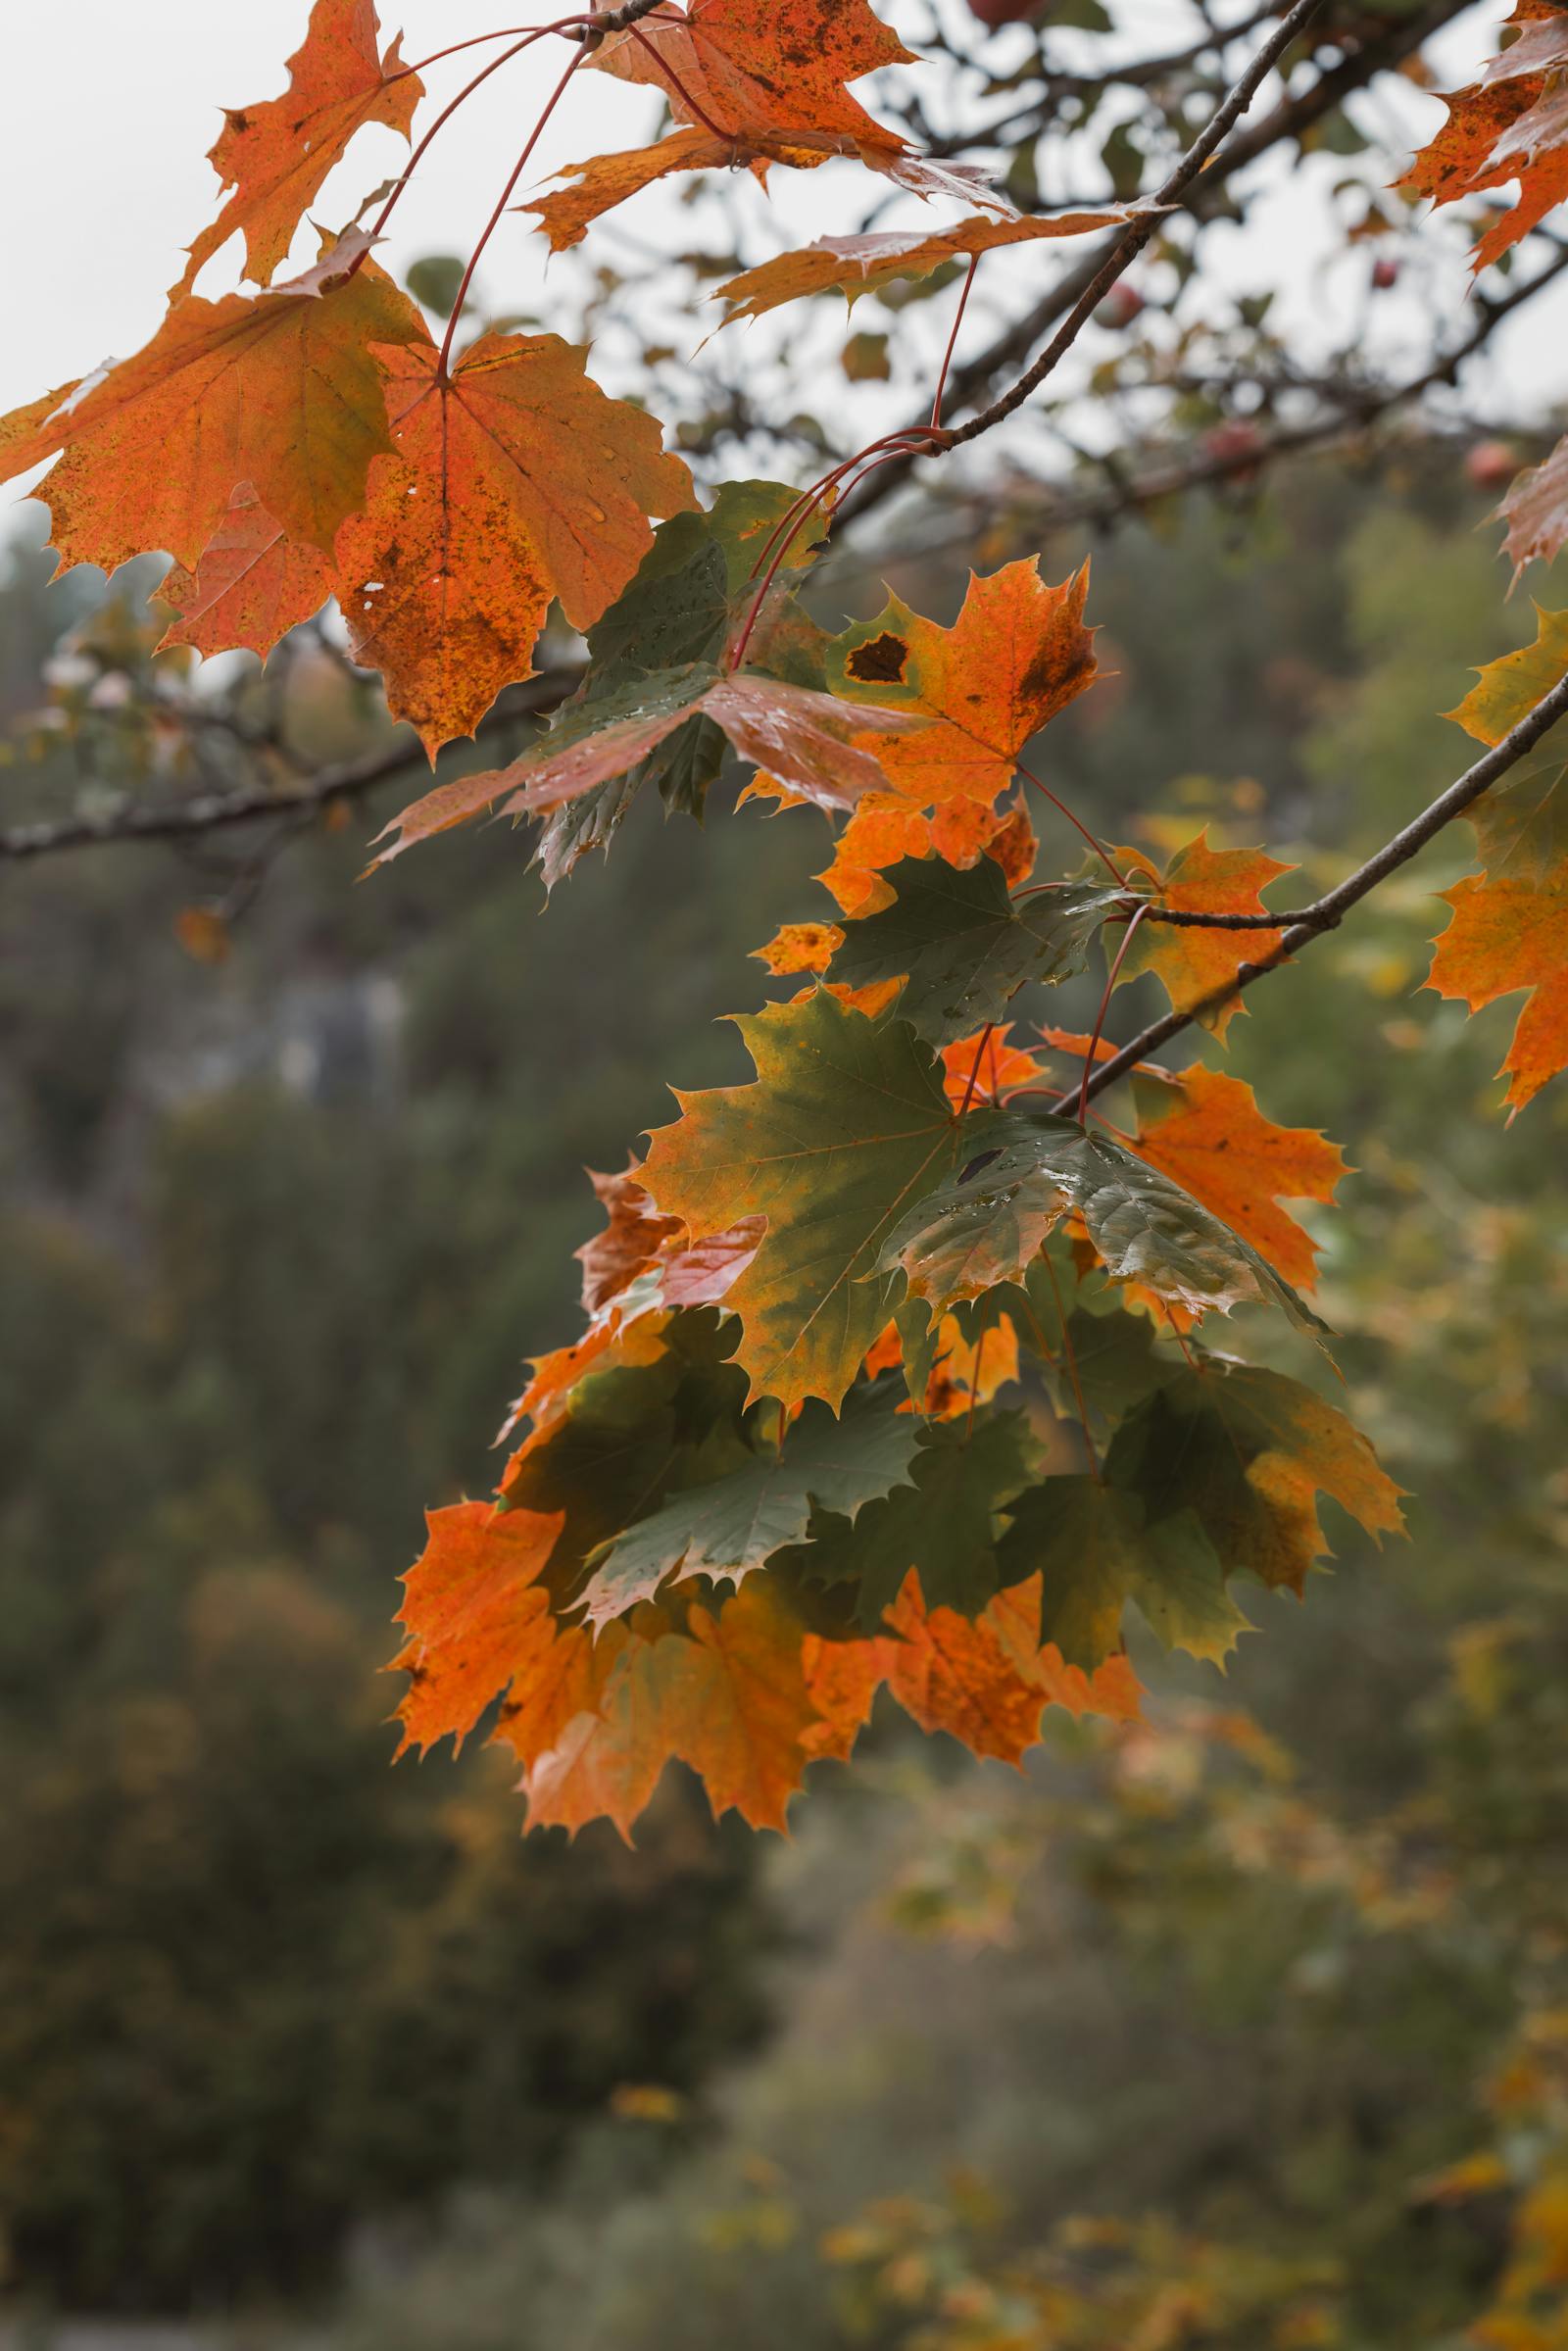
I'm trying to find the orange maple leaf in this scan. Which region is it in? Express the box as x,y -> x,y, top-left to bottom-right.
0,239 -> 427,573
589,0 -> 915,151
1396,2 -> 1568,270
525,124 -> 1017,255
1120,1065 -> 1348,1291
175,0 -> 423,297
158,484 -> 332,661
391,1501 -> 565,1757
940,1021 -> 1048,1107
828,558 -> 1101,814
335,331 -> 697,757
1113,831 -> 1293,1038
1427,607 -> 1568,1116
714,208 -> 1136,325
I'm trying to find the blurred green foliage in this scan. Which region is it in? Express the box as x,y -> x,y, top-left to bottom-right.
1,447 -> 1566,2338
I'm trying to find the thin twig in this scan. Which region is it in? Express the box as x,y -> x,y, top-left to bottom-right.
1080,663 -> 1568,1102
0,671 -> 580,864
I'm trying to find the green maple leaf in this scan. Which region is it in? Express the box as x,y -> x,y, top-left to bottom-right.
499,1311 -> 752,1599
878,1110 -> 1329,1335
1104,1359 -> 1405,1597
578,1379 -> 921,1626
536,480 -> 834,881
642,991 -> 965,1412
828,857 -> 1124,1043
999,1475 -> 1250,1671
779,1408 -> 1040,1631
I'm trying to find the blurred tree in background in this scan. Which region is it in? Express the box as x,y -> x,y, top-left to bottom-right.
2,434 -> 1566,2338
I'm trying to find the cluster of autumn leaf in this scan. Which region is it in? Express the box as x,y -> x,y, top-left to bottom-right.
5,0 -> 1567,1837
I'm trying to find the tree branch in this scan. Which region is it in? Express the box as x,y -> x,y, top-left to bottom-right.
1079,663 -> 1568,1102
0,668 -> 581,865
839,0 -> 1471,524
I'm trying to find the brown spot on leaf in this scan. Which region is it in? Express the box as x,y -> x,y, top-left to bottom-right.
846,630 -> 908,685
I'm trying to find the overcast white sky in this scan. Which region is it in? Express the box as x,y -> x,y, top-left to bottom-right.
0,0 -> 1559,536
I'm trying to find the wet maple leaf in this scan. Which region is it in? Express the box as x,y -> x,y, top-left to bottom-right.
1396,3 -> 1568,270
1431,867 -> 1568,1115
157,483 -> 332,661
1113,831 -> 1293,1037
827,558 -> 1101,815
1428,606 -> 1568,1116
825,854 -> 1122,1044
0,379 -> 80,469
390,1501 -> 565,1756
941,1023 -> 1048,1107
1107,1361 -> 1404,1599
575,1161 -> 686,1316
369,666 -> 909,860
0,238 -> 426,573
753,921 -> 844,977
1498,430 -> 1568,578
1120,1065 -> 1348,1291
175,0 -> 423,297
999,1474 -> 1250,1672
714,208 -> 1136,324
641,990 -> 965,1412
335,331 -> 696,757
882,1107 -> 1327,1338
526,125 -> 1014,253
589,0 -> 915,151
525,126 -> 836,254
874,1571 -> 1142,1761
579,1383 -> 919,1626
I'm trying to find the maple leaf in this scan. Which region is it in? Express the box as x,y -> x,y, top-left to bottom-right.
1396,3 -> 1568,270
1106,1359 -> 1404,1599
526,125 -> 1015,253
1113,832 -> 1293,1037
641,991 -> 966,1412
335,331 -> 696,758
157,483 -> 332,661
528,478 -> 837,881
779,1410 -> 1039,1630
390,1501 -> 565,1756
519,1580 -> 855,1837
588,0 -> 915,151
827,559 -> 1100,816
1428,606 -> 1568,1115
575,1162 -> 687,1318
998,1475 -> 1250,1672
872,1572 -> 1143,1763
877,1108 -> 1328,1336
1118,1065 -> 1348,1291
713,208 -> 1140,324
0,239 -> 427,574
174,0 -> 423,297
578,1381 -> 920,1626
1498,430 -> 1568,578
940,1023 -> 1048,1107
368,665 -> 912,860
754,921 -> 845,977
826,855 -> 1124,1044
525,127 -> 839,254
499,1314 -> 757,1596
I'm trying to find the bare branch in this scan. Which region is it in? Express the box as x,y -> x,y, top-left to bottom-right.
840,0 -> 1471,524
1079,664 -> 1568,1102
0,668 -> 581,865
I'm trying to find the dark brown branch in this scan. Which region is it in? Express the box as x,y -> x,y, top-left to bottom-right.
840,0 -> 1470,524
944,0 -> 1331,450
0,668 -> 581,865
1079,662 -> 1568,1102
